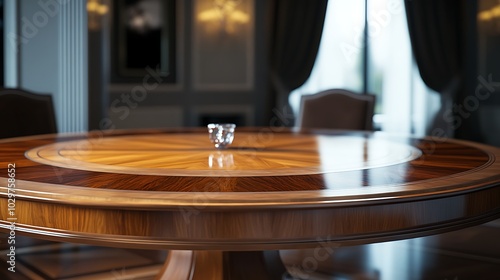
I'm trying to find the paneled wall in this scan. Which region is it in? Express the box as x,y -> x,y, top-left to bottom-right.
477,0 -> 500,146
12,0 -> 88,133
103,0 -> 271,129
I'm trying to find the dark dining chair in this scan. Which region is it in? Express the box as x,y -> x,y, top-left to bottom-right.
0,88 -> 57,139
0,89 -> 60,258
297,89 -> 376,131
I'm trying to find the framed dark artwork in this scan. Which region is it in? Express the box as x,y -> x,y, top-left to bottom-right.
112,0 -> 176,83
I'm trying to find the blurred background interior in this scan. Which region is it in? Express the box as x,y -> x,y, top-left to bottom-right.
0,0 -> 499,145
1,0 -> 500,279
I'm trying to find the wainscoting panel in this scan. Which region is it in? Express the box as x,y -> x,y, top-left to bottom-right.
108,106 -> 184,129
192,0 -> 255,90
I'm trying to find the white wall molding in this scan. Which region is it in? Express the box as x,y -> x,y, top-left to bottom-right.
58,0 -> 88,132
4,0 -> 18,87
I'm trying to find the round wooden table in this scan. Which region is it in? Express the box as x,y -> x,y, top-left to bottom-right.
1,128 -> 500,279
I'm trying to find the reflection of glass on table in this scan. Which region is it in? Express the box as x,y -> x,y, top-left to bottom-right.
208,152 -> 234,168
2,129 -> 500,280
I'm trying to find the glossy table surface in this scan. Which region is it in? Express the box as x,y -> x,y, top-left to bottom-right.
1,128 -> 500,251
0,128 -> 500,280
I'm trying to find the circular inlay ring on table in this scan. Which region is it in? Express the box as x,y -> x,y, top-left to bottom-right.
25,133 -> 422,177
2,129 -> 500,251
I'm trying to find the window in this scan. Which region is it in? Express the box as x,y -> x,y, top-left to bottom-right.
290,0 -> 440,136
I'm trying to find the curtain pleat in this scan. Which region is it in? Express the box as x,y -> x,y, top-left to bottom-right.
269,0 -> 328,126
405,0 -> 464,137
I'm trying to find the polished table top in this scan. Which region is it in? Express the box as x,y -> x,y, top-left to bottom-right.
1,128 -> 500,251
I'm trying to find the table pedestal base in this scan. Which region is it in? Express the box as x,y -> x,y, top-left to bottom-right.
157,250 -> 287,280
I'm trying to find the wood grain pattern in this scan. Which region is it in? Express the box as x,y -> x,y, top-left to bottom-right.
25,133 -> 421,176
0,128 -> 499,251
0,128 -> 494,195
2,128 -> 500,279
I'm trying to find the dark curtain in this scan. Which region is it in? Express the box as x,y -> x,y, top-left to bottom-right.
405,0 -> 464,137
269,0 -> 328,126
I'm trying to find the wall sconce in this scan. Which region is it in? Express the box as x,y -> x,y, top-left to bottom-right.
87,0 -> 109,30
478,3 -> 500,33
197,0 -> 250,34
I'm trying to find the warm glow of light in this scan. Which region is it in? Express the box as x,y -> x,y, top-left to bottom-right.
87,0 -> 109,15
87,1 -> 99,12
197,0 -> 250,34
198,10 -> 220,22
88,0 -> 108,30
478,4 -> 500,21
479,11 -> 493,21
131,16 -> 146,30
229,10 -> 249,23
97,5 -> 109,15
492,6 -> 500,16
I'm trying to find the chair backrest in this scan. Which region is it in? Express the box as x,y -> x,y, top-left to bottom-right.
0,88 -> 57,139
297,89 -> 375,130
